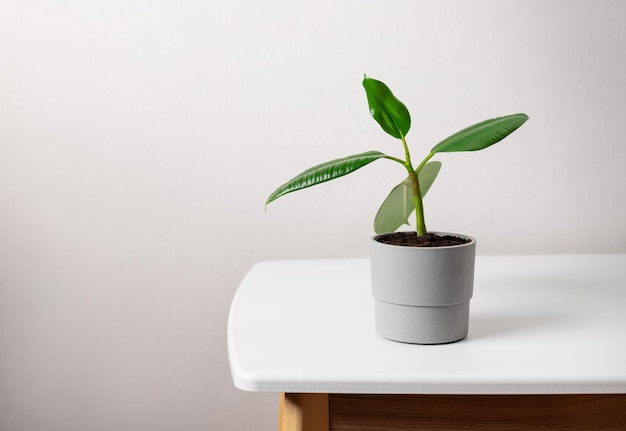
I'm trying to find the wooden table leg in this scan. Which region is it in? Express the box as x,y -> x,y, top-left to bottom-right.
279,393 -> 329,431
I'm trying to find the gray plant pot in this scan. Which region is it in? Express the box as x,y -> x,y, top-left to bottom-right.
370,232 -> 476,344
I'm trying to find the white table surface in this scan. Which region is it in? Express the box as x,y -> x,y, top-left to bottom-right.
228,254 -> 626,394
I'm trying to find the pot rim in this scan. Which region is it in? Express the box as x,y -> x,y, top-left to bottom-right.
371,231 -> 476,249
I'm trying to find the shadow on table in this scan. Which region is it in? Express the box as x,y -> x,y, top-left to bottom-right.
468,313 -> 561,340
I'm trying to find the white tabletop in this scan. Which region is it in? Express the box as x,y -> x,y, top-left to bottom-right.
228,254 -> 626,394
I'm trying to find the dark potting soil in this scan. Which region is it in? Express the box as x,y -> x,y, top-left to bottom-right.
376,232 -> 471,247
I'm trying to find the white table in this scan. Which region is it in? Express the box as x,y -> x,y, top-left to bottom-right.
228,255 -> 626,430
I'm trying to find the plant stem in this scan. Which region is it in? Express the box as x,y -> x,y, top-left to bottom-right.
408,170 -> 427,236
414,152 -> 435,175
399,134 -> 427,237
411,152 -> 437,237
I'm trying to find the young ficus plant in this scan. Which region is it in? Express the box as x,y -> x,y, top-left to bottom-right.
266,75 -> 528,238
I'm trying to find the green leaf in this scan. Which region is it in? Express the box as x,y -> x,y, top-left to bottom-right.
362,75 -> 411,139
431,113 -> 529,154
266,151 -> 388,206
373,161 -> 441,234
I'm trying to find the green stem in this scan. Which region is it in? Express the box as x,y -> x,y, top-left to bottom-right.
408,171 -> 427,237
400,135 -> 427,237
384,138 -> 430,237
410,152 -> 437,237
382,154 -> 405,165
415,152 -> 435,175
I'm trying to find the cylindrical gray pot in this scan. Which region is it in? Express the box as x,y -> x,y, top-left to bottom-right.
371,232 -> 476,344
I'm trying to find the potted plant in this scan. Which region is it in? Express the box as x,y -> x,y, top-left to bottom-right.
266,75 -> 528,344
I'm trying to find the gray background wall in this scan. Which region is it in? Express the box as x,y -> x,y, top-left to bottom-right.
1,1 -> 625,430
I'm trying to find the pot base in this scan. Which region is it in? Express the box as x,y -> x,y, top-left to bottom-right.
374,299 -> 470,344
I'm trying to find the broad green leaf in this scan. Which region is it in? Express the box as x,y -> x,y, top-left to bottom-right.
266,151 -> 388,206
362,76 -> 411,139
373,161 -> 442,234
431,113 -> 529,154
